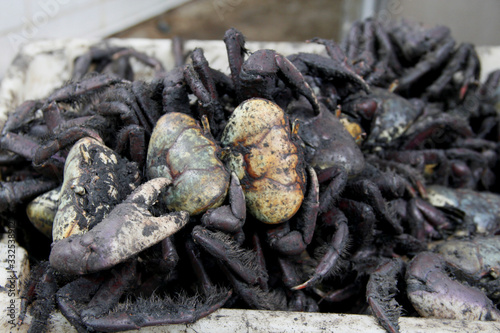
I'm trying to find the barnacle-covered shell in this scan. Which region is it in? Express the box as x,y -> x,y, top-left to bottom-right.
146,112 -> 230,215
52,137 -> 141,241
221,98 -> 306,224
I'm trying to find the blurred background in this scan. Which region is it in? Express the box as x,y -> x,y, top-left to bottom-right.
1,0 -> 499,79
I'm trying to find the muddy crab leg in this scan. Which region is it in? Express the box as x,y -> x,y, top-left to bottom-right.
219,263 -> 286,311
307,37 -> 356,74
72,46 -> 126,80
184,49 -> 226,137
49,177 -> 190,275
114,124 -> 148,167
345,179 -> 404,234
343,20 -> 363,62
18,262 -> 57,330
293,165 -> 319,246
273,54 -> 321,115
317,165 -> 348,213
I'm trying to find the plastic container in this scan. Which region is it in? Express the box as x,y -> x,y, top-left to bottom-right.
1,38 -> 500,333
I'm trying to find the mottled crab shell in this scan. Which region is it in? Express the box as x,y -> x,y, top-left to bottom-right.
221,98 -> 306,224
146,112 -> 230,215
365,87 -> 422,147
53,137 -> 141,241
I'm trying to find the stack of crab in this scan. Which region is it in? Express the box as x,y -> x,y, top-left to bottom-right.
1,18 -> 500,333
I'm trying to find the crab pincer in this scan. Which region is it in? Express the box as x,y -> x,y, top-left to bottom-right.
406,252 -> 500,321
49,177 -> 189,275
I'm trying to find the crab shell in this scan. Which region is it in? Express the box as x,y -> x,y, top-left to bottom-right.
146,112 -> 230,215
52,137 -> 141,241
221,98 -> 306,224
427,185 -> 500,234
26,186 -> 61,238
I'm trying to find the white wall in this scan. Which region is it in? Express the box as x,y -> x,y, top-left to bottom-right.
0,0 -> 188,78
365,0 -> 500,46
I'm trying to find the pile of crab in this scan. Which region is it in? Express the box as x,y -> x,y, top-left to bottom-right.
1,18 -> 500,333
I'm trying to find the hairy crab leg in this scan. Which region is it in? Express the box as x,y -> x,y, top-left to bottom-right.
367,258 -> 405,333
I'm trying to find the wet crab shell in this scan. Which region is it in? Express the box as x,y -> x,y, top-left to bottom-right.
146,112 -> 230,215
221,98 -> 306,224
431,236 -> 500,284
26,186 -> 61,238
289,101 -> 365,177
427,185 -> 500,234
52,137 -> 141,241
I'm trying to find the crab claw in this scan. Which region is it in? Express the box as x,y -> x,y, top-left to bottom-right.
50,177 -> 189,275
406,252 -> 500,321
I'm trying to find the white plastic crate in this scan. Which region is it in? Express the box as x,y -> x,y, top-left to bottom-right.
1,38 -> 500,333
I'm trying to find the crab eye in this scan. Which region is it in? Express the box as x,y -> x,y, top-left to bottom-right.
71,184 -> 86,195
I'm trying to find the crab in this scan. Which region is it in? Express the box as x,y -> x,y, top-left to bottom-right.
219,31 -> 418,299
387,20 -> 480,101
22,133 -> 143,241
426,185 -> 500,235
145,111 -> 283,309
340,18 -> 403,88
21,178 -> 229,332
22,108 -> 248,332
340,83 -> 498,191
375,97 -> 497,192
0,72 -> 164,172
351,236 -> 500,333
223,28 -> 320,116
72,44 -> 166,80
341,87 -> 424,150
19,136 -> 215,332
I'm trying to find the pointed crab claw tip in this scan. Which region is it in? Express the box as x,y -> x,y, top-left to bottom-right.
459,85 -> 468,100
291,280 -> 310,291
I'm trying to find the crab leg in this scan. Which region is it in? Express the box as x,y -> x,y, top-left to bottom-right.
367,258 -> 405,333
2,100 -> 41,135
424,43 -> 475,99
292,220 -> 349,290
201,172 -> 246,233
223,28 -> 247,99
0,178 -> 58,213
192,225 -> 266,287
47,74 -> 124,103
395,39 -> 455,95
185,238 -> 213,296
84,288 -> 232,332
